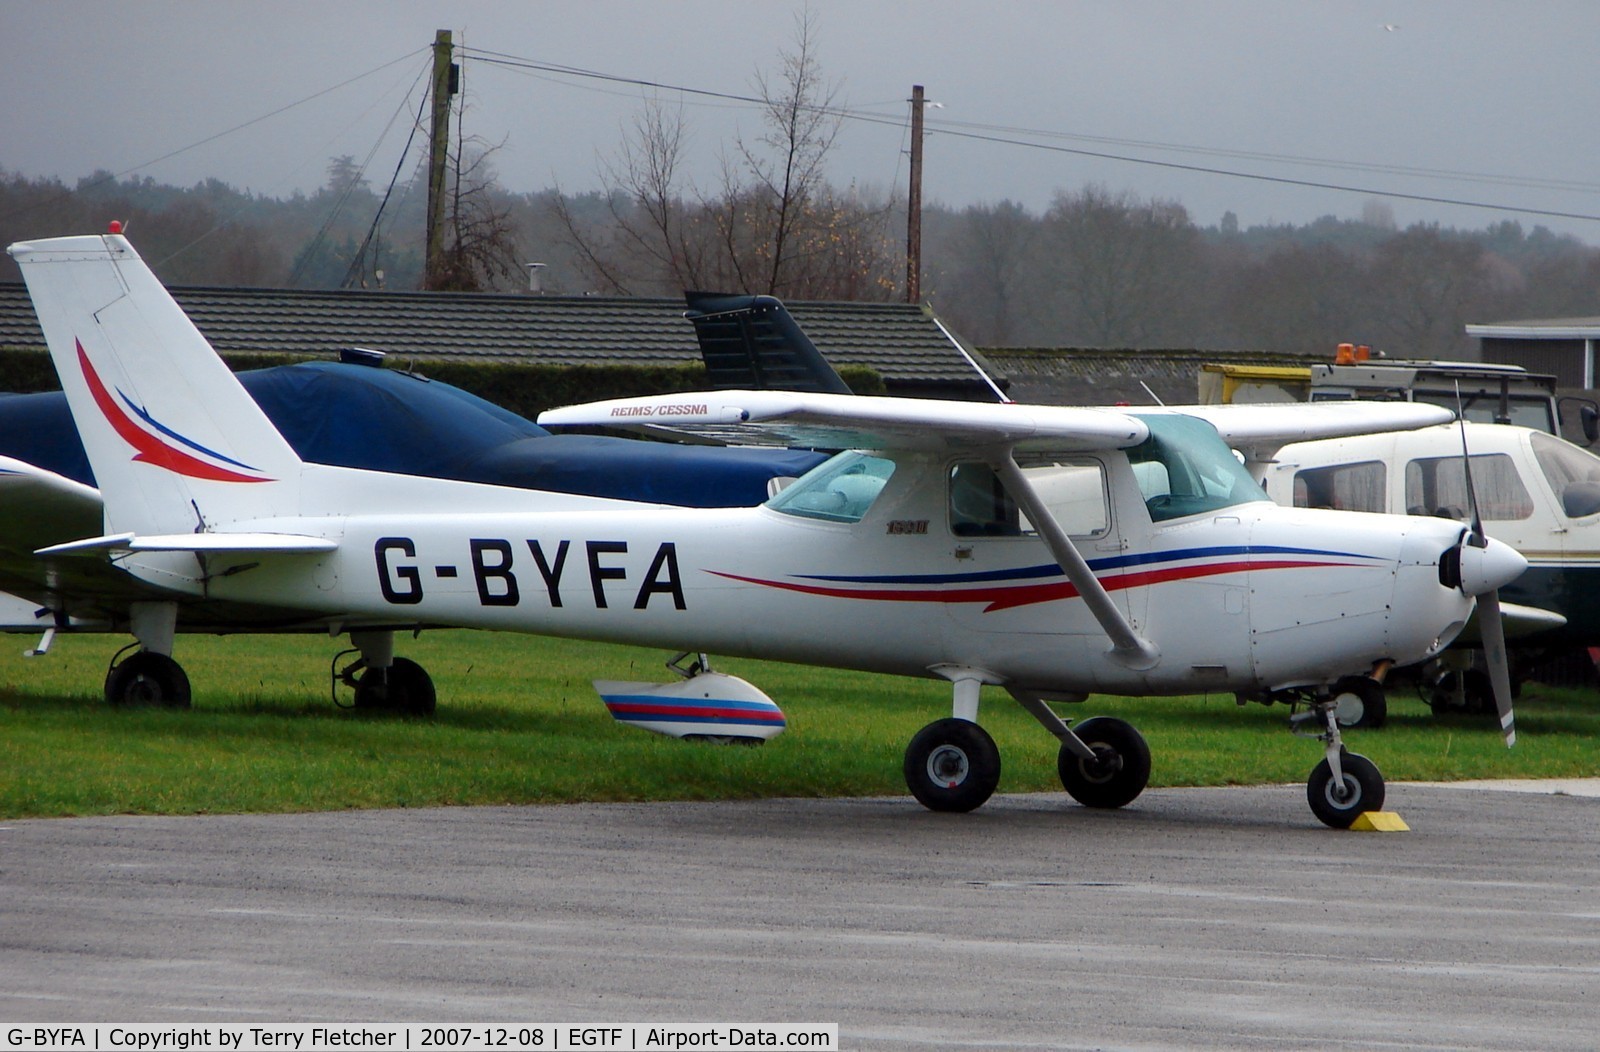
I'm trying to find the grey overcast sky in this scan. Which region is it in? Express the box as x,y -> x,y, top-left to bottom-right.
6,0 -> 1600,243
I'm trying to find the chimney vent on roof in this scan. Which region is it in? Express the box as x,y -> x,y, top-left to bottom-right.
525,262 -> 547,295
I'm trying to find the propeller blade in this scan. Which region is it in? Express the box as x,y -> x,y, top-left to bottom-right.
1454,384 -> 1489,546
1478,589 -> 1516,748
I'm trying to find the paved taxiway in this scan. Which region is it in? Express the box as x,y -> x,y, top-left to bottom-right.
4,783 -> 1599,1050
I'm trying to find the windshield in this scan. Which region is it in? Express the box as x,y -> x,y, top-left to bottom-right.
1531,432 -> 1600,518
766,450 -> 896,523
1415,391 -> 1556,433
1130,414 -> 1272,522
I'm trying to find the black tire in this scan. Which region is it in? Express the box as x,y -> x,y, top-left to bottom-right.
1331,675 -> 1387,729
354,657 -> 437,716
1428,668 -> 1494,715
104,651 -> 192,709
1058,716 -> 1151,809
903,718 -> 1001,813
1307,750 -> 1385,829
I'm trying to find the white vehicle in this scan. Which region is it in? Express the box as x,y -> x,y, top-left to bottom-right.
5,231 -> 1528,827
1267,421 -> 1600,710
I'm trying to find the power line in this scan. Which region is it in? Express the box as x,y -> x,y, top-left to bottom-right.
464,45 -> 1600,225
904,119 -> 1600,224
0,48 -> 427,225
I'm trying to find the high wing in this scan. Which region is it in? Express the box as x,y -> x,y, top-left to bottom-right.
538,390 -> 1150,452
539,390 -> 1451,459
1149,401 -> 1455,476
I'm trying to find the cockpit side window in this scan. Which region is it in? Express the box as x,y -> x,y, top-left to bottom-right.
948,457 -> 1109,538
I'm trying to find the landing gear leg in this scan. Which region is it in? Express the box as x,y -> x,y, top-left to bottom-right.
1302,698 -> 1385,828
338,630 -> 436,716
104,601 -> 190,708
903,672 -> 1000,813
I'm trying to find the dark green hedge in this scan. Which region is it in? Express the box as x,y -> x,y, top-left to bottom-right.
0,348 -> 885,417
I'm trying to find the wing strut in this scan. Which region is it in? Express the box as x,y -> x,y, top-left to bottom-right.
990,451 -> 1160,670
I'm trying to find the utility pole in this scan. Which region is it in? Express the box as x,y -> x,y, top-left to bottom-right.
905,85 -> 925,305
425,29 -> 457,290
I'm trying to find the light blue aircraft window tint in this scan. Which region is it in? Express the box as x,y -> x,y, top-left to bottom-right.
1404,453 -> 1533,521
1293,461 -> 1386,513
767,451 -> 896,523
1128,414 -> 1272,522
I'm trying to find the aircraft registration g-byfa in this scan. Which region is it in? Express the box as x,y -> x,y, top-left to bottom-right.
8,231 -> 1529,827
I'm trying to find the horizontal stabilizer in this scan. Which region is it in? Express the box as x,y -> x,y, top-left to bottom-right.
36,532 -> 338,557
0,454 -> 105,554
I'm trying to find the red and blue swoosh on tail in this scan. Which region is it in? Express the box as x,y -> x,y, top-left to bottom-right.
711,545 -> 1383,613
75,339 -> 273,483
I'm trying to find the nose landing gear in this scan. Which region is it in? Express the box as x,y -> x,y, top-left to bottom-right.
1291,693 -> 1386,828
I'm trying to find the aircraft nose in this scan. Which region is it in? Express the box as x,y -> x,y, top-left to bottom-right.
1455,536 -> 1527,596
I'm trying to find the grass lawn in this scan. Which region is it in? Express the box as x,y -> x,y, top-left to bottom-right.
2,629 -> 1596,818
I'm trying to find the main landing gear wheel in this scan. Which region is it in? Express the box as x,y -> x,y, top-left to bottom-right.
903,717 -> 1001,813
1330,674 -> 1387,729
1306,750 -> 1385,829
1058,716 -> 1151,809
104,651 -> 192,708
353,657 -> 437,716
1427,668 -> 1495,715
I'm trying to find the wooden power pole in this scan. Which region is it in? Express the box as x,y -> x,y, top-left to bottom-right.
905,84 -> 925,305
425,29 -> 457,290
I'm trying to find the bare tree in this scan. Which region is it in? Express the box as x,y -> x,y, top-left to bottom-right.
429,139 -> 521,292
732,7 -> 841,294
553,8 -> 896,300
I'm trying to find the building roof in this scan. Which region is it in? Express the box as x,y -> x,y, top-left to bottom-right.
1466,318 -> 1600,339
0,282 -> 992,390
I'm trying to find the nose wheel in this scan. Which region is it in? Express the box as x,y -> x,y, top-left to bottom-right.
1293,694 -> 1386,828
1308,749 -> 1385,828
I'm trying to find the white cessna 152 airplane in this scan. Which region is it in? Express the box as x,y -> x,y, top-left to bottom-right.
7,231 -> 1528,827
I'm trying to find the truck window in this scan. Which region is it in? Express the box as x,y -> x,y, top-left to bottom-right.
1413,391 -> 1556,433
1404,454 -> 1533,521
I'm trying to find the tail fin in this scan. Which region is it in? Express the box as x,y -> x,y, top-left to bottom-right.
684,291 -> 855,395
8,233 -> 302,536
